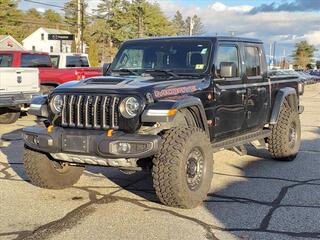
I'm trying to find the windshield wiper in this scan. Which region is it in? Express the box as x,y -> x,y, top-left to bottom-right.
111,68 -> 139,76
143,69 -> 179,78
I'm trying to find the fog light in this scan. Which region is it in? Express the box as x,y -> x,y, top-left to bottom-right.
23,133 -> 39,145
109,141 -> 153,155
33,136 -> 40,145
117,142 -> 131,154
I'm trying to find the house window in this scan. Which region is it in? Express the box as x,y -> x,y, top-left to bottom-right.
41,33 -> 44,40
65,46 -> 69,53
32,46 -> 35,51
50,46 -> 53,53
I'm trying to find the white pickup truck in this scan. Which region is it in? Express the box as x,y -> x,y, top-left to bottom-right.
0,68 -> 40,124
49,53 -> 91,68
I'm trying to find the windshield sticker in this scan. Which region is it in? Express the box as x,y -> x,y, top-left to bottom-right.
154,85 -> 197,98
201,48 -> 207,54
195,64 -> 204,70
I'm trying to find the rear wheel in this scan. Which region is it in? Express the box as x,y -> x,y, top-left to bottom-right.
268,100 -> 301,161
152,127 -> 213,208
0,108 -> 20,124
24,147 -> 84,189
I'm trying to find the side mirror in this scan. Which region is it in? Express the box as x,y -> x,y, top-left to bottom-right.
220,62 -> 237,78
102,63 -> 111,76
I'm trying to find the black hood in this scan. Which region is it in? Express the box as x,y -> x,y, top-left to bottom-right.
54,75 -> 211,100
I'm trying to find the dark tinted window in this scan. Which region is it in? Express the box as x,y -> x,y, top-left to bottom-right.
215,45 -> 239,77
50,55 -> 60,68
112,40 -> 211,74
66,56 -> 89,67
244,46 -> 261,76
21,54 -> 52,67
0,54 -> 13,67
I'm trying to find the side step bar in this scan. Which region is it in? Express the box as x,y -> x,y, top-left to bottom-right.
212,129 -> 271,152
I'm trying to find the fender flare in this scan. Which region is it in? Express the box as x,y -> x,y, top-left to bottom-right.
141,96 -> 209,136
28,95 -> 49,118
270,87 -> 298,124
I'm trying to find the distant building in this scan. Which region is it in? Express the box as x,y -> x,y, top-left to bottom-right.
0,35 -> 24,50
22,27 -> 74,53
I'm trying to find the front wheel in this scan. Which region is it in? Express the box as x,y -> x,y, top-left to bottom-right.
268,100 -> 301,161
40,85 -> 55,95
152,127 -> 213,208
0,108 -> 20,124
24,147 -> 84,189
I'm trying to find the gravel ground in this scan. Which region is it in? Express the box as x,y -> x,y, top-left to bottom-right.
0,84 -> 319,240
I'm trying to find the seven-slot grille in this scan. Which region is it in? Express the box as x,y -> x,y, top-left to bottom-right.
60,94 -> 120,130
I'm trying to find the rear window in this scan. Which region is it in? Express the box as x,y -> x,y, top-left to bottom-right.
66,56 -> 89,67
50,55 -> 60,68
244,46 -> 261,77
21,54 -> 52,67
0,54 -> 13,67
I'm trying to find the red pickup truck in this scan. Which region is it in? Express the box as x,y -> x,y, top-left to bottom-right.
0,51 -> 102,93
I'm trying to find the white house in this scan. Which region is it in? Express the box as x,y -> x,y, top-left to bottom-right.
0,35 -> 24,50
22,27 -> 73,53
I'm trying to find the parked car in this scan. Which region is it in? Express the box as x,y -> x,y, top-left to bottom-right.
0,51 -> 102,94
49,53 -> 92,68
24,36 -> 303,208
0,67 -> 39,124
309,70 -> 320,83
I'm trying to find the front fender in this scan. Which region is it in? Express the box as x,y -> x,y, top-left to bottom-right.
28,95 -> 49,118
141,96 -> 209,135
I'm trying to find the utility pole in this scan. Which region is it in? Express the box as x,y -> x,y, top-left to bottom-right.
273,41 -> 277,66
137,0 -> 144,38
283,48 -> 286,69
77,0 -> 82,53
269,43 -> 272,67
189,17 -> 194,36
80,0 -> 84,53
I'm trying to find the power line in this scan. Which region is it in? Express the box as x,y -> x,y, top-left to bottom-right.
23,0 -> 65,9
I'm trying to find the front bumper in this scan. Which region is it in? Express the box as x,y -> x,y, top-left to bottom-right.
0,92 -> 39,107
23,126 -> 161,161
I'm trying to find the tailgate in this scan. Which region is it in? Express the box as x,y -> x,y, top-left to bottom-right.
0,68 -> 39,94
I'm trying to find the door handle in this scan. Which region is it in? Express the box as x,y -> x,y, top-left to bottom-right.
236,89 -> 246,94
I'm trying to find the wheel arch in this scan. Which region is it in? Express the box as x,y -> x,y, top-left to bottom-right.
141,96 -> 209,136
270,87 -> 298,124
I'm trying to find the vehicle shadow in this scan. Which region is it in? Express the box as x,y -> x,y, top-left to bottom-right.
1,127 -> 320,239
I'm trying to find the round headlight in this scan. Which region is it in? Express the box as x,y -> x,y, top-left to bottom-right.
119,97 -> 140,118
50,95 -> 63,114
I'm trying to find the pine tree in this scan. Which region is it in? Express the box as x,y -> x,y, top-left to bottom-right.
186,15 -> 204,36
172,11 -> 186,36
292,41 -> 317,69
43,9 -> 62,24
0,0 -> 23,40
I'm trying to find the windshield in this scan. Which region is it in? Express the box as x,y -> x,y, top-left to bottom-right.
111,40 -> 211,75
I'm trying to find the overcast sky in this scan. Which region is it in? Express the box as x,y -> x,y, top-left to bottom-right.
19,0 -> 320,59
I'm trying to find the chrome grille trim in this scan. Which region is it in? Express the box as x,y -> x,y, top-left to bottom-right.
60,94 -> 120,130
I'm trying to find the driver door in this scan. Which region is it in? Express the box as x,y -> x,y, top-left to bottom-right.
210,43 -> 246,139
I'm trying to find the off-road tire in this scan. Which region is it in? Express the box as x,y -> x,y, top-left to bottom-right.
0,108 -> 20,124
40,85 -> 55,95
152,127 -> 213,208
268,99 -> 301,161
24,147 -> 84,189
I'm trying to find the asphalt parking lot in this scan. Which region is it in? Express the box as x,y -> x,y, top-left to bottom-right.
0,84 -> 319,240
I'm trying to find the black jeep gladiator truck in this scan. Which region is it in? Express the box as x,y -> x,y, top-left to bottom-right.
23,36 -> 304,208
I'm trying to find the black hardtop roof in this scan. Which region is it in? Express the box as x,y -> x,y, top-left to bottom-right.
125,36 -> 263,44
